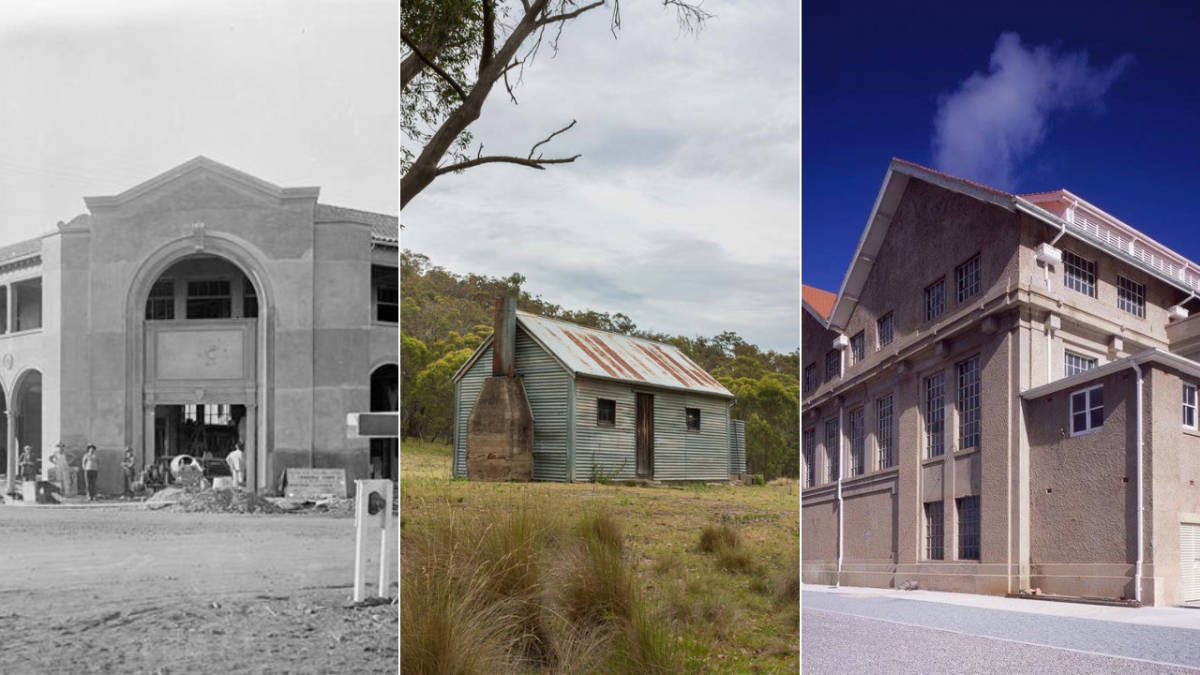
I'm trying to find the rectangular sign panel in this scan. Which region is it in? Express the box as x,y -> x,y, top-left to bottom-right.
285,468 -> 348,499
156,329 -> 245,380
346,412 -> 399,438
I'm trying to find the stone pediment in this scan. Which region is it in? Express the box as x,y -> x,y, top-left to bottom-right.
83,156 -> 320,214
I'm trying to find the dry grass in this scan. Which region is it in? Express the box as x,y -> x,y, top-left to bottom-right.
714,544 -> 756,574
774,554 -> 800,605
697,524 -> 740,554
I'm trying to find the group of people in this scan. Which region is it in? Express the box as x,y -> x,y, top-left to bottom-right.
15,442 -> 247,500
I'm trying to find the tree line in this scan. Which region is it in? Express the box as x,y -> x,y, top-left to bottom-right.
401,250 -> 800,479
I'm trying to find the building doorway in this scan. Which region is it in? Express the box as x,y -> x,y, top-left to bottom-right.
147,403 -> 244,487
15,370 -> 42,476
636,392 -> 654,479
370,364 -> 398,480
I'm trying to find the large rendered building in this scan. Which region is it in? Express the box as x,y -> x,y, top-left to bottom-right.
803,158 -> 1200,606
0,157 -> 398,495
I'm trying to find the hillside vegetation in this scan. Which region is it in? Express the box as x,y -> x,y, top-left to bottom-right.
400,441 -> 800,674
401,250 -> 799,479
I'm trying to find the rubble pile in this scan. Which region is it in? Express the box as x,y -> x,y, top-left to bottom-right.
146,486 -> 282,514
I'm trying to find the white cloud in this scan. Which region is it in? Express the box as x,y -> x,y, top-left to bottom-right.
931,32 -> 1132,190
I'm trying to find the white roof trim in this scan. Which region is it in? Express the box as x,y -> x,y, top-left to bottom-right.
1020,348 -> 1200,399
84,156 -> 320,210
802,300 -> 830,328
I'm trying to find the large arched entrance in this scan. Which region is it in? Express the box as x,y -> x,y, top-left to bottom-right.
370,364 -> 397,480
130,241 -> 271,491
13,370 -> 42,480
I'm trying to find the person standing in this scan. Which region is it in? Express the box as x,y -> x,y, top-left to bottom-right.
82,444 -> 99,501
53,444 -> 71,494
18,445 -> 36,482
226,442 -> 245,487
121,446 -> 136,499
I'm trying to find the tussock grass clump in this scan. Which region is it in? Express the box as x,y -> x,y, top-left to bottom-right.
561,536 -> 636,626
575,510 -> 624,554
610,599 -> 682,674
663,577 -> 737,637
748,575 -> 772,596
715,545 -> 756,574
697,524 -> 740,554
774,555 -> 800,605
651,550 -> 683,576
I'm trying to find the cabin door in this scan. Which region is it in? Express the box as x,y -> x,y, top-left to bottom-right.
636,393 -> 654,479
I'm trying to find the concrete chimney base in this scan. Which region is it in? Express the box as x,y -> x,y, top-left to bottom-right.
466,376 -> 533,481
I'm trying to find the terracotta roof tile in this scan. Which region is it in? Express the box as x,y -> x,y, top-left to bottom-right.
802,284 -> 836,321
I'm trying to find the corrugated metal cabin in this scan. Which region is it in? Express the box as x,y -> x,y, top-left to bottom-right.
451,311 -> 737,482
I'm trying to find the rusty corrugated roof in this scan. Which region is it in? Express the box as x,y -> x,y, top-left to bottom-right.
517,312 -> 734,398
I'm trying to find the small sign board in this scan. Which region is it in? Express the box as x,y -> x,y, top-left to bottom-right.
285,468 -> 348,499
346,412 -> 398,438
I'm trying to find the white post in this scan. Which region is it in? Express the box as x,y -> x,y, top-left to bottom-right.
354,478 -> 394,602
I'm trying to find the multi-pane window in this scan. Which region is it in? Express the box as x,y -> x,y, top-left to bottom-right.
825,419 -> 840,483
956,255 -> 981,302
145,279 -> 174,320
803,428 -> 816,487
597,399 -> 616,425
924,501 -> 944,560
1118,275 -> 1145,318
377,285 -> 399,323
825,350 -> 840,382
925,278 -> 946,321
186,280 -> 232,319
686,408 -> 701,431
204,404 -> 233,426
877,395 -> 894,469
1063,250 -> 1097,297
850,331 -> 865,365
244,283 -> 259,319
1185,384 -> 1198,429
848,408 -> 865,476
1070,385 -> 1104,436
1064,352 -> 1098,377
925,372 -> 946,457
957,496 -> 981,560
877,312 -> 894,348
957,356 -> 981,450
804,364 -> 817,394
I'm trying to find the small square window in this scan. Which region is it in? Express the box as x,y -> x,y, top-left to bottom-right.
877,312 -> 894,348
1065,352 -> 1098,377
597,399 -> 616,426
925,278 -> 946,321
1185,384 -> 1197,429
686,408 -> 701,431
1070,385 -> 1104,436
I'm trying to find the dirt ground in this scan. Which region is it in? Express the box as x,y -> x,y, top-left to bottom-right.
0,504 -> 397,674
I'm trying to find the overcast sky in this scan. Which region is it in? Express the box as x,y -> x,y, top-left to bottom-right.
402,0 -> 800,353
0,0 -> 396,244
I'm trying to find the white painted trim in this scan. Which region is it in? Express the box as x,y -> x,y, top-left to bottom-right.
1068,383 -> 1105,438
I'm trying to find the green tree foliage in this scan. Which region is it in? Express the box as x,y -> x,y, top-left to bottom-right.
401,250 -> 800,477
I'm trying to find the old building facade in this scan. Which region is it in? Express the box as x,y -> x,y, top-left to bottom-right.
0,157 -> 398,496
802,158 -> 1200,606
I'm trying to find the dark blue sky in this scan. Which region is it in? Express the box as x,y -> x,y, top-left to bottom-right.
803,2 -> 1200,294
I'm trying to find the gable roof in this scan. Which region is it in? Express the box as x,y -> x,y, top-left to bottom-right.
802,284 -> 836,324
453,311 -> 735,399
825,158 -> 1200,333
315,203 -> 399,245
83,156 -> 320,210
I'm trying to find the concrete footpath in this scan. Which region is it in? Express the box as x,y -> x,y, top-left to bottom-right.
804,583 -> 1200,630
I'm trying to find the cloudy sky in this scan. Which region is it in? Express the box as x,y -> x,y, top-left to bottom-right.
402,1 -> 800,353
0,0 -> 396,243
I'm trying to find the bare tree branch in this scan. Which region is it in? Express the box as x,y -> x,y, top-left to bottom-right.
435,154 -> 580,176
528,120 -> 576,159
539,1 -> 605,25
401,30 -> 469,101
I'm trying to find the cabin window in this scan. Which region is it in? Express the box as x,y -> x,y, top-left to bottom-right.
186,280 -> 232,319
597,399 -> 616,426
146,279 -> 175,320
686,407 -> 700,431
1070,384 -> 1104,436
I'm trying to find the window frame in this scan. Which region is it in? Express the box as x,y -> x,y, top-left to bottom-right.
825,418 -> 840,483
956,254 -> 981,303
185,278 -> 233,320
1063,250 -> 1097,298
925,277 -> 946,321
850,331 -> 865,366
924,371 -> 946,458
803,364 -> 817,394
1064,351 -> 1098,378
956,496 -> 981,561
957,356 -> 981,451
848,407 -> 865,477
825,349 -> 840,382
1117,275 -> 1145,318
1185,383 -> 1198,430
596,398 -> 617,426
685,407 -> 701,432
145,278 -> 175,321
877,312 -> 894,348
803,428 -> 816,488
877,394 -> 894,470
924,501 -> 945,561
1069,384 -> 1105,437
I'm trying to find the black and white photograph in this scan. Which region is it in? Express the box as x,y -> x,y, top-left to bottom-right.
0,2 -> 398,673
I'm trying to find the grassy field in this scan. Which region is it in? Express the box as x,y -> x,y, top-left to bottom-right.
400,440 -> 799,674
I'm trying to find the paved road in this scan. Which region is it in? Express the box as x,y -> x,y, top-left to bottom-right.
804,590 -> 1200,674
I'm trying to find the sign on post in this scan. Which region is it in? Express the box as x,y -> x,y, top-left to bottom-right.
353,478 -> 394,602
285,468 -> 348,499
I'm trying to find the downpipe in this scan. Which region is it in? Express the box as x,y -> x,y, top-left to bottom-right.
836,404 -> 844,587
1132,360 -> 1144,604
